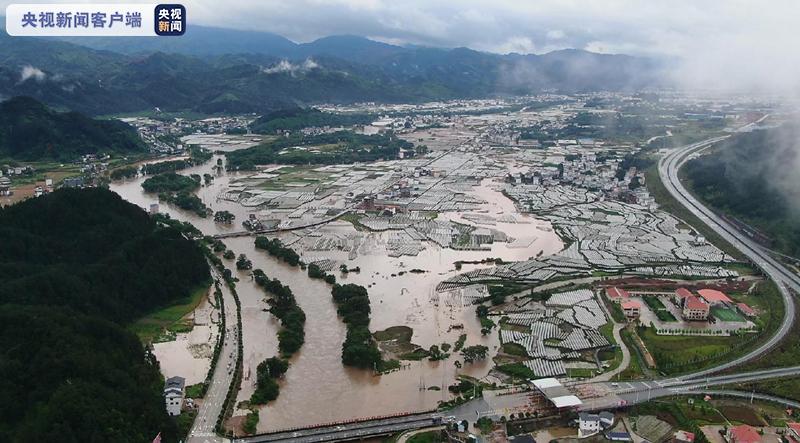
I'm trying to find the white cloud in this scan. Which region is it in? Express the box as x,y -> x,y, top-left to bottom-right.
19,65 -> 46,83
261,58 -> 320,75
3,0 -> 799,93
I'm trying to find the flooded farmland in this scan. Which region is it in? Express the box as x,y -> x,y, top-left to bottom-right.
110,136 -> 565,432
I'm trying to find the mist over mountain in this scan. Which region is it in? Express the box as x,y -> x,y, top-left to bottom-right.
0,25 -> 664,115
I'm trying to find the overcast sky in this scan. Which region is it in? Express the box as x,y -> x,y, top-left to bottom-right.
4,0 -> 800,92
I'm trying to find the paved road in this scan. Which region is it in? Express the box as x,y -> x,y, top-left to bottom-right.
658,134 -> 800,378
587,300 -> 631,383
188,274 -> 240,443
237,412 -> 441,443
579,365 -> 800,410
684,390 -> 800,409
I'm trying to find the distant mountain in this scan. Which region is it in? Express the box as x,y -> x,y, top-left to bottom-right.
56,25 -> 299,57
0,26 -> 664,115
0,96 -> 146,161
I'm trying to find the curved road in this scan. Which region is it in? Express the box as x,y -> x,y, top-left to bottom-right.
658,134 -> 800,379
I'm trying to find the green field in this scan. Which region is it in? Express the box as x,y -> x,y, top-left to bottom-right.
130,282 -> 212,343
711,305 -> 746,322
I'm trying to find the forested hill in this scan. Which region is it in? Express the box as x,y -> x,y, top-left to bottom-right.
0,96 -> 145,161
0,29 -> 661,116
684,124 -> 800,256
0,188 -> 210,442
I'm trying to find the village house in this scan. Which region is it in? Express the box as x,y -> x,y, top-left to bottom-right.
622,300 -> 641,320
683,295 -> 710,321
727,424 -> 761,443
164,376 -> 185,416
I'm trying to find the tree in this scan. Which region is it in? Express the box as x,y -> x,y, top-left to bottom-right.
258,357 -> 289,379
214,210 -> 235,224
223,250 -> 235,260
461,345 -> 489,363
236,254 -> 252,270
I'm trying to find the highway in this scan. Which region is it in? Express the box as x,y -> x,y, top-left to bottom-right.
683,390 -> 800,409
579,365 -> 800,410
187,275 -> 241,443
657,133 -> 800,378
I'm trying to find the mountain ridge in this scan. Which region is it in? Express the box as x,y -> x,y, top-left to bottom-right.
0,26 -> 664,115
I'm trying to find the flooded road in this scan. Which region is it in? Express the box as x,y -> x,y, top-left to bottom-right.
110,152 -> 563,432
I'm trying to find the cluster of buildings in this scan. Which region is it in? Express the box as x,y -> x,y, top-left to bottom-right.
122,114 -> 253,154
606,286 -> 756,325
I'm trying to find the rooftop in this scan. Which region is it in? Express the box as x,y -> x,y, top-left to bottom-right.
606,287 -> 629,299
685,295 -> 708,310
675,287 -> 693,299
622,300 -> 641,310
730,425 -> 761,443
698,288 -> 732,304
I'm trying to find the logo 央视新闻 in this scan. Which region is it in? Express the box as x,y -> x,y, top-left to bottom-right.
154,4 -> 184,36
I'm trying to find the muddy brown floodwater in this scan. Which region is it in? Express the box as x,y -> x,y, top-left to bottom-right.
110,154 -> 563,432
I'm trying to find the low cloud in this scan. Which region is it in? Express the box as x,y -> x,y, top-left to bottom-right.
19,65 -> 46,83
261,58 -> 320,75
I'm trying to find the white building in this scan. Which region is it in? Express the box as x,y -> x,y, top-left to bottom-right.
579,413 -> 601,437
164,376 -> 185,416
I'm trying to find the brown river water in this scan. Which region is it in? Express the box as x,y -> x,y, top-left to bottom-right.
110,153 -> 563,432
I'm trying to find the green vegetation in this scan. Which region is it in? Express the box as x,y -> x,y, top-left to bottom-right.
497,362 -> 536,380
331,283 -> 382,369
139,147 -> 213,176
214,210 -> 235,224
249,108 -> 374,133
630,400 -> 715,443
461,345 -> 489,363
226,131 -> 413,170
618,328 -> 646,379
251,357 -> 289,404
236,254 -> 253,271
131,284 -> 211,344
242,410 -> 260,435
644,162 -> 743,260
110,165 -> 139,180
0,188 -> 210,443
501,343 -> 529,357
406,430 -> 443,443
253,269 -> 305,357
141,172 -> 208,217
255,236 -> 301,266
643,296 -> 677,322
475,304 -> 496,335
645,280 -> 783,375
373,325 -> 413,342
185,383 -> 205,399
454,334 -> 467,352
308,263 -> 337,284
0,96 -> 145,161
142,172 -> 199,193
684,124 -> 800,256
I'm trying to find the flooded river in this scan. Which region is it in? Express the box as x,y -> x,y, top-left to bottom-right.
110,152 -> 563,432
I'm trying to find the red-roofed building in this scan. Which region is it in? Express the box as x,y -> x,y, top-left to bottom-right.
683,296 -> 709,321
786,423 -> 800,443
606,287 -> 630,303
727,425 -> 761,443
675,287 -> 693,301
622,300 -> 641,319
674,430 -> 695,443
698,288 -> 732,304
736,302 -> 756,317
